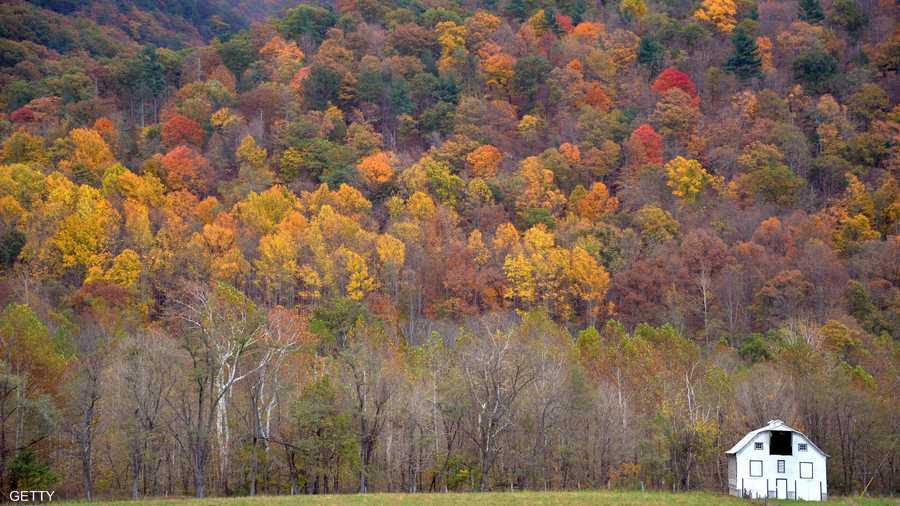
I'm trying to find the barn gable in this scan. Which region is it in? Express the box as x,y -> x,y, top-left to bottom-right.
727,420 -> 828,501
727,420 -> 829,457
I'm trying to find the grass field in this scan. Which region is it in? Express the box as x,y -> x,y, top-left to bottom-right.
73,490 -> 900,506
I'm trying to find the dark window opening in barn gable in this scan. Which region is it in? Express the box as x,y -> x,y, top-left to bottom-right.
770,431 -> 792,456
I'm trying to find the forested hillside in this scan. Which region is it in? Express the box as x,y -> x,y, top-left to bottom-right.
0,0 -> 897,500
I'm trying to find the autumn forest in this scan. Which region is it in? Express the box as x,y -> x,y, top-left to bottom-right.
0,0 -> 897,501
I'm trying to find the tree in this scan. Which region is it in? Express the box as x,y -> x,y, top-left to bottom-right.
436,21 -> 468,75
638,37 -> 665,76
570,247 -> 611,322
664,157 -> 722,202
68,310 -> 118,502
337,248 -> 375,301
680,229 -> 729,336
303,65 -> 343,111
798,0 -> 825,23
119,330 -> 176,499
226,136 -> 274,202
633,205 -> 680,248
159,146 -> 211,194
290,376 -> 357,493
43,182 -> 121,276
513,56 -> 552,112
459,326 -> 538,491
8,450 -> 57,491
169,282 -> 270,497
733,142 -> 807,206
830,0 -> 868,39
162,114 -> 204,148
693,0 -> 737,33
619,0 -> 647,21
466,145 -> 503,178
338,323 -> 400,493
356,151 -> 395,187
626,124 -> 663,167
128,47 -> 165,128
725,28 -> 763,81
216,31 -> 255,84
575,182 -> 618,221
792,50 -> 838,93
260,36 -> 305,83
59,128 -> 116,181
651,68 -> 698,100
651,89 -> 701,141
0,304 -> 64,489
279,4 -> 337,45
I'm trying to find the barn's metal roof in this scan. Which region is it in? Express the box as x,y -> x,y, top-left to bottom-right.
726,419 -> 829,457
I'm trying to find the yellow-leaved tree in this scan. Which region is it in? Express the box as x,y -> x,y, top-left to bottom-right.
664,156 -> 722,203
59,128 -> 116,180
693,0 -> 737,33
436,21 -> 468,74
338,247 -> 375,300
570,246 -> 610,322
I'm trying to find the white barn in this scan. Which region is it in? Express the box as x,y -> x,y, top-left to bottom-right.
727,420 -> 828,501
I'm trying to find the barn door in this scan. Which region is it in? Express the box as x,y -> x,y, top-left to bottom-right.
776,478 -> 788,499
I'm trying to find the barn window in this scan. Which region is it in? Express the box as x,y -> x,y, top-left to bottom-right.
798,443 -> 808,451
750,460 -> 763,477
754,442 -> 764,450
770,431 -> 793,455
777,460 -> 785,473
800,462 -> 813,479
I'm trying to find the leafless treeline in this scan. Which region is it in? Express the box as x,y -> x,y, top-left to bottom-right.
3,282 -> 897,500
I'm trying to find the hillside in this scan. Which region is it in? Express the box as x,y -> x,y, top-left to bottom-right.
0,0 -> 897,501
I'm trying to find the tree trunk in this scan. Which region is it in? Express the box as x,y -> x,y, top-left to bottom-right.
80,397 -> 96,502
192,445 -> 206,498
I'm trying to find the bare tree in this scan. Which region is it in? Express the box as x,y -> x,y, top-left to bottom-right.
247,307 -> 303,496
69,317 -> 117,502
119,329 -> 176,499
167,282 -> 269,497
459,326 -> 538,491
339,323 -> 401,493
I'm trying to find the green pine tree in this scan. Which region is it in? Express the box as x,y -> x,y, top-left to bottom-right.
798,0 -> 825,23
506,0 -> 530,21
725,28 -> 763,81
638,37 -> 665,77
544,7 -> 564,36
10,450 -> 59,490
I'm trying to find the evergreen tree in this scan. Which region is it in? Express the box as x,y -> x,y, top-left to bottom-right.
544,8 -> 564,36
793,50 -> 838,93
725,28 -> 763,81
798,0 -> 825,23
558,0 -> 587,23
638,37 -> 665,77
10,450 -> 59,490
136,46 -> 165,102
506,0 -> 530,21
830,0 -> 868,39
